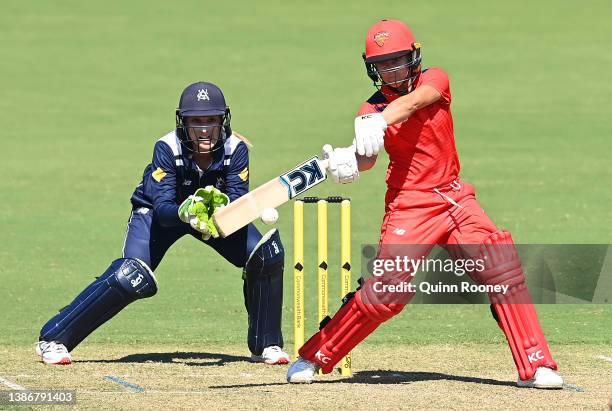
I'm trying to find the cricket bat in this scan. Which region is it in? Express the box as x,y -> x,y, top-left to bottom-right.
213,156 -> 329,237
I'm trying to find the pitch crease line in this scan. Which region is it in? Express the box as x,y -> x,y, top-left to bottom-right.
104,376 -> 145,393
0,376 -> 27,390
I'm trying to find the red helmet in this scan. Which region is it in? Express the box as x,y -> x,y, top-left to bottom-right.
362,20 -> 422,94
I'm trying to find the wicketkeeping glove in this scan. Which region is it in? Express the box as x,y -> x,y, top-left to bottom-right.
178,186 -> 230,240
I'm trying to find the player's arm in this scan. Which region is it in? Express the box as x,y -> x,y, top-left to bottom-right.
354,68 -> 450,157
381,84 -> 441,125
353,86 -> 441,157
149,141 -> 182,227
223,142 -> 250,202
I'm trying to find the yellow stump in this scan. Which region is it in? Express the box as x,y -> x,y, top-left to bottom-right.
317,200 -> 329,323
317,200 -> 328,375
293,200 -> 304,359
293,197 -> 352,377
340,199 -> 352,376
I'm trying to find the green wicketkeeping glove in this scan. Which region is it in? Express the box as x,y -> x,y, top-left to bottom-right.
178,186 -> 230,239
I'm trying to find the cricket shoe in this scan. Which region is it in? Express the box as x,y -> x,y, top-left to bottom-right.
517,367 -> 563,389
250,346 -> 290,365
35,341 -> 72,365
286,357 -> 320,383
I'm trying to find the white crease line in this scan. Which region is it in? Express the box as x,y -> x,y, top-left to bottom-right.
596,355 -> 612,362
78,390 -> 218,395
79,391 -> 134,394
0,376 -> 27,390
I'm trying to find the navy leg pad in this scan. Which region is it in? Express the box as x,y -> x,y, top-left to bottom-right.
243,228 -> 284,277
39,258 -> 157,351
243,229 -> 285,355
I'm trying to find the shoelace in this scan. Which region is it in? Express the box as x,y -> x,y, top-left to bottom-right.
44,342 -> 68,354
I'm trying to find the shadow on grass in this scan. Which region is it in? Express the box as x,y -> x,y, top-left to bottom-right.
77,351 -> 250,367
210,370 -> 516,388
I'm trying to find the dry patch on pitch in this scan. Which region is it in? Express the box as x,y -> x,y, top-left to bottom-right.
0,343 -> 609,410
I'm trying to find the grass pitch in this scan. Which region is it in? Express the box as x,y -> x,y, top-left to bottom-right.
0,0 -> 611,409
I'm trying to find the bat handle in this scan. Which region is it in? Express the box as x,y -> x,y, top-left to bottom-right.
319,158 -> 329,170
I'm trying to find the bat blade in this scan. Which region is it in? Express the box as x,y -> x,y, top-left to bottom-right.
213,156 -> 328,237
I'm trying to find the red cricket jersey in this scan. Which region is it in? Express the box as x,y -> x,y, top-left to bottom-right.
358,67 -> 460,190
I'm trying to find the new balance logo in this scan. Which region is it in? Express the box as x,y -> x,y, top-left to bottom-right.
393,228 -> 406,236
315,350 -> 331,364
528,350 -> 544,363
197,89 -> 209,101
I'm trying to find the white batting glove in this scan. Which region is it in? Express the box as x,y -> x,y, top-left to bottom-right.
354,113 -> 387,157
322,144 -> 359,184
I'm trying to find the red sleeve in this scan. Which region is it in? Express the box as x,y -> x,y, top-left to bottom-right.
357,101 -> 378,116
418,67 -> 451,104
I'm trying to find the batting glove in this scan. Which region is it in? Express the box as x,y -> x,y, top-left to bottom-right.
354,113 -> 387,157
322,144 -> 359,184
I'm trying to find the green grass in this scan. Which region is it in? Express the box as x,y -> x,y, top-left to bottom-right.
0,0 -> 610,356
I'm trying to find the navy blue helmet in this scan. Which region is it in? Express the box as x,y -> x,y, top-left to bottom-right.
176,82 -> 232,153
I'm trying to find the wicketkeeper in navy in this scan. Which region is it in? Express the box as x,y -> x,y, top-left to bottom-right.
36,82 -> 290,365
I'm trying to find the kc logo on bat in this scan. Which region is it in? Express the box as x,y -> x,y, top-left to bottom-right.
279,157 -> 326,199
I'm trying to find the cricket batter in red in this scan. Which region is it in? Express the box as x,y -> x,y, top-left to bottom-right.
287,19 -> 563,388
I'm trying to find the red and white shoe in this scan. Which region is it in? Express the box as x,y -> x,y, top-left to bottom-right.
35,341 -> 72,365
517,367 -> 563,389
250,346 -> 290,365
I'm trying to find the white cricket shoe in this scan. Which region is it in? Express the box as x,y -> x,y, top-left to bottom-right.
250,345 -> 290,365
517,366 -> 563,389
287,357 -> 320,383
35,341 -> 72,365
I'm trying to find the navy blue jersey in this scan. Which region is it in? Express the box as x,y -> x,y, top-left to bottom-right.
131,131 -> 250,227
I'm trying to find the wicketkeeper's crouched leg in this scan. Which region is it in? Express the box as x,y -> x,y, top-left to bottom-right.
39,258 -> 158,351
243,228 -> 285,356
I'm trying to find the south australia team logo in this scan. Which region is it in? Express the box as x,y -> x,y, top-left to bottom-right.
374,31 -> 390,47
